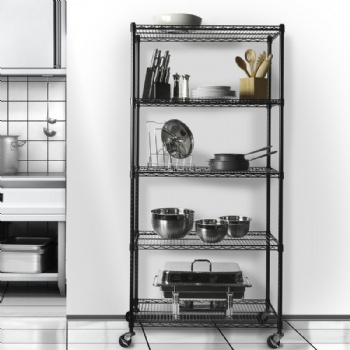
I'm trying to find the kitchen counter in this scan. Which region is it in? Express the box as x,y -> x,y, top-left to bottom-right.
0,172 -> 66,295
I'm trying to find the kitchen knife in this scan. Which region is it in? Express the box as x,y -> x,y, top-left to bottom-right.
143,48 -> 159,98
164,54 -> 171,70
150,49 -> 158,68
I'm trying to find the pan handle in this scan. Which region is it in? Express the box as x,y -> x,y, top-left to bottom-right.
248,150 -> 277,161
244,145 -> 272,156
153,275 -> 159,287
191,259 -> 212,272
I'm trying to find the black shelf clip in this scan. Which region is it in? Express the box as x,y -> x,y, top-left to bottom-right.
0,193 -> 3,202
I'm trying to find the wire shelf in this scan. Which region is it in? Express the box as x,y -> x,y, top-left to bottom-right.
134,299 -> 277,327
134,25 -> 282,42
137,231 -> 278,251
137,166 -> 279,178
135,98 -> 282,107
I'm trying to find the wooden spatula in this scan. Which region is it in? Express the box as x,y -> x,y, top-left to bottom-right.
235,56 -> 250,77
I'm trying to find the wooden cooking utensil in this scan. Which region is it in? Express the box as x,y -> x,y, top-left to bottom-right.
255,54 -> 273,78
245,49 -> 256,77
235,56 -> 250,77
255,51 -> 267,77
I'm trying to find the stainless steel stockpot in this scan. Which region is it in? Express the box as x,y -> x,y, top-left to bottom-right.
0,135 -> 26,175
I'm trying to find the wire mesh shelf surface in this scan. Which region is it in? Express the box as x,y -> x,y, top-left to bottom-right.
134,25 -> 282,42
135,98 -> 282,107
137,166 -> 279,178
134,299 -> 277,327
137,231 -> 278,250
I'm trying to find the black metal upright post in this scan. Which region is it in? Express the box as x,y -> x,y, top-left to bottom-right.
134,34 -> 141,309
266,35 -> 273,307
277,23 -> 285,337
128,22 -> 137,335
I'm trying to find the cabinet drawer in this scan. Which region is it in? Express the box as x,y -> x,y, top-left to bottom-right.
0,188 -> 65,215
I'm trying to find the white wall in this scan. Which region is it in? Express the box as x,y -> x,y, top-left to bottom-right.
67,0 -> 350,315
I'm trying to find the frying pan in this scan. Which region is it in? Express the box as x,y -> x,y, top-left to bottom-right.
214,146 -> 277,171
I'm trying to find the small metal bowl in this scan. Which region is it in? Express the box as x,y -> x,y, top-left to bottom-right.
219,216 -> 252,238
195,219 -> 228,243
151,208 -> 195,239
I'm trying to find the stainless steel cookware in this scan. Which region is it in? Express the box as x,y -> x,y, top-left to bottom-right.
0,237 -> 55,273
0,135 -> 26,175
195,219 -> 228,243
219,216 -> 252,238
161,119 -> 194,159
151,208 -> 195,239
153,259 -> 251,316
214,146 -> 276,171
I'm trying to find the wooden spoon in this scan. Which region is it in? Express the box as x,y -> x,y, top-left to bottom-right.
235,56 -> 250,77
245,49 -> 256,77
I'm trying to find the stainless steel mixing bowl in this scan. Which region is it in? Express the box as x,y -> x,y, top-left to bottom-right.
219,216 -> 252,238
151,208 -> 195,239
195,219 -> 228,243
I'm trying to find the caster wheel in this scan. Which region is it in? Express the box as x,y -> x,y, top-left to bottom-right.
258,312 -> 269,324
267,335 -> 280,349
119,333 -> 133,348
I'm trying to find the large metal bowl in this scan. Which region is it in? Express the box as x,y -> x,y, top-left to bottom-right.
151,208 -> 195,239
195,219 -> 228,243
219,216 -> 252,238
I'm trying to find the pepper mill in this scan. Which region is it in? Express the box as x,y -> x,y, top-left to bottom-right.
172,73 -> 180,99
181,74 -> 190,100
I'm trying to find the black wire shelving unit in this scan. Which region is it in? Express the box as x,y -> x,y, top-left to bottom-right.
121,23 -> 285,349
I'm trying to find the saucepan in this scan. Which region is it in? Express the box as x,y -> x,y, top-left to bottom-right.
214,146 -> 277,171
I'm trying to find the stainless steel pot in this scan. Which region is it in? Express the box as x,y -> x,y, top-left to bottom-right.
0,135 -> 26,175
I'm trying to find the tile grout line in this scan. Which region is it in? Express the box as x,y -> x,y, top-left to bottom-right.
140,322 -> 152,350
285,320 -> 318,349
214,323 -> 235,350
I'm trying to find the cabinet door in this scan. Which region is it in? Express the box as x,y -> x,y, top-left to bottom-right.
0,0 -> 54,68
0,188 -> 65,215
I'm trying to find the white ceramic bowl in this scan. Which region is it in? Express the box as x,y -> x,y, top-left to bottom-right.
153,13 -> 202,26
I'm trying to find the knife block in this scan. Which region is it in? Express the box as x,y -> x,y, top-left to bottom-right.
154,82 -> 171,99
239,78 -> 268,99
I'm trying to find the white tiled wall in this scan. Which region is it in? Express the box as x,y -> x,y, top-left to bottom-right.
0,76 -> 66,173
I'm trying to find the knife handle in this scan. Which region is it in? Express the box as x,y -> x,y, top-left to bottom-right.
150,49 -> 158,68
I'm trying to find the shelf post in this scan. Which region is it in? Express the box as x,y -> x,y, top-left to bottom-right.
128,22 -> 137,334
277,23 -> 285,337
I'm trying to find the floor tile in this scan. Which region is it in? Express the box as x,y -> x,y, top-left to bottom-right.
0,317 -> 66,330
299,329 -> 350,344
315,345 -> 350,350
150,345 -> 232,350
233,345 -> 315,350
143,327 -> 226,344
67,345 -> 149,350
0,345 -> 66,350
0,329 -> 66,344
68,319 -> 128,330
68,329 -> 147,344
220,328 -> 307,344
289,320 -> 350,330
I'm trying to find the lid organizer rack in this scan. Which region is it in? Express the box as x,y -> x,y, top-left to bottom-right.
120,23 -> 285,349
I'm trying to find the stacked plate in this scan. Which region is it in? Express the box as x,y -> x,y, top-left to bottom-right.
192,86 -> 236,99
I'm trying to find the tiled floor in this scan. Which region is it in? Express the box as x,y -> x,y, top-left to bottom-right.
0,283 -> 349,349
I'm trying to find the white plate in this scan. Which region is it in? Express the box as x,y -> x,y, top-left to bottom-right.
153,13 -> 202,26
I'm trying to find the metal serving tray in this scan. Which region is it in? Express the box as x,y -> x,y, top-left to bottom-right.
154,259 -> 251,299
